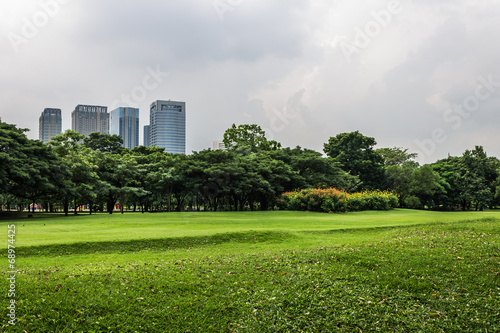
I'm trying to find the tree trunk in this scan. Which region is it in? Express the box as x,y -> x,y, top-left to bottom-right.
63,200 -> 69,216
260,198 -> 269,211
107,194 -> 115,214
233,195 -> 238,211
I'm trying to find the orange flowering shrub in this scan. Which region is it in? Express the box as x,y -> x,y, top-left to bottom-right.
278,188 -> 398,213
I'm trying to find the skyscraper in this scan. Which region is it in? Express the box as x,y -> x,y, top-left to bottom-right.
110,107 -> 139,149
144,125 -> 151,147
71,105 -> 109,137
149,100 -> 186,154
39,108 -> 62,143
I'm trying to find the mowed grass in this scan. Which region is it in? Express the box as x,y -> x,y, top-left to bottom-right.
4,209 -> 500,248
1,210 -> 499,332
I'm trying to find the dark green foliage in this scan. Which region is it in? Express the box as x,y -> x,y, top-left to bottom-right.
408,165 -> 444,209
324,131 -> 385,190
269,147 -> 359,191
83,132 -> 124,154
431,147 -> 500,211
404,195 -> 423,209
223,123 -> 281,152
1,121 -> 500,213
0,122 -> 66,211
377,147 -> 418,166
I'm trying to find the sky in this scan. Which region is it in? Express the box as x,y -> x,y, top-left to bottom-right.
0,0 -> 499,164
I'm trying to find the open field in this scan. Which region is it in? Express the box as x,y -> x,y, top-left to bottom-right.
1,210 -> 499,332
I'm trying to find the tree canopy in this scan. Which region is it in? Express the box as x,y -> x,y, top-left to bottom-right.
223,124 -> 281,152
323,131 -> 384,190
1,122 -> 499,213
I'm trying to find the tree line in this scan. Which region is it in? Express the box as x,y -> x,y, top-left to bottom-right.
1,122 -> 499,214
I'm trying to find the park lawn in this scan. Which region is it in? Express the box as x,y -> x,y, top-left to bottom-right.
1,210 -> 499,332
3,209 -> 500,248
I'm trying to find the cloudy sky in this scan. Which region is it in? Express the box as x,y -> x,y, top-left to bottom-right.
1,0 -> 499,163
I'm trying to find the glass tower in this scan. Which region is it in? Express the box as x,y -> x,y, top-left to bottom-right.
39,108 -> 62,143
149,100 -> 186,154
110,107 -> 139,149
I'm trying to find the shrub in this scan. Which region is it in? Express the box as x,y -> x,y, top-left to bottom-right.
404,196 -> 423,209
278,188 -> 399,213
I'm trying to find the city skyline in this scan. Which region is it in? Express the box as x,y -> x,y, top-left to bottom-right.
33,102 -> 188,151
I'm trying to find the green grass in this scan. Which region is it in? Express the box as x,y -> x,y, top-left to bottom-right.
1,210 -> 499,332
4,209 -> 500,248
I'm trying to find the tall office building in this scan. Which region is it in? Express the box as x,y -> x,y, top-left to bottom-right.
149,100 -> 186,154
144,125 -> 151,147
110,107 -> 139,149
39,108 -> 62,143
71,105 -> 109,136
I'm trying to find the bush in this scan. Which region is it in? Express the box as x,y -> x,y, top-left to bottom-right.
404,196 -> 423,209
278,189 -> 399,213
346,190 -> 399,211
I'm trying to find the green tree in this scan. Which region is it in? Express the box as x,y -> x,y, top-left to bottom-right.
83,132 -> 124,154
431,156 -> 463,210
377,147 -> 418,166
408,165 -> 445,209
146,158 -> 176,212
223,124 -> 281,152
49,131 -> 99,215
269,147 -> 359,191
130,148 -> 171,212
0,122 -> 64,212
457,146 -> 497,211
384,163 -> 418,206
323,131 -> 384,190
0,123 -> 33,198
48,130 -> 84,155
93,152 -> 146,214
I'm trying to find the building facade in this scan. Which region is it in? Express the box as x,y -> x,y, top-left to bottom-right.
71,105 -> 109,136
144,125 -> 151,147
110,107 -> 139,149
39,108 -> 62,143
149,100 -> 186,154
213,140 -> 226,150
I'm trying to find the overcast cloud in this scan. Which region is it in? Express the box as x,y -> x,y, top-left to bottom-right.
1,0 -> 499,163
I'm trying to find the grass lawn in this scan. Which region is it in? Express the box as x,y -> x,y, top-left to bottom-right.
1,209 -> 499,332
